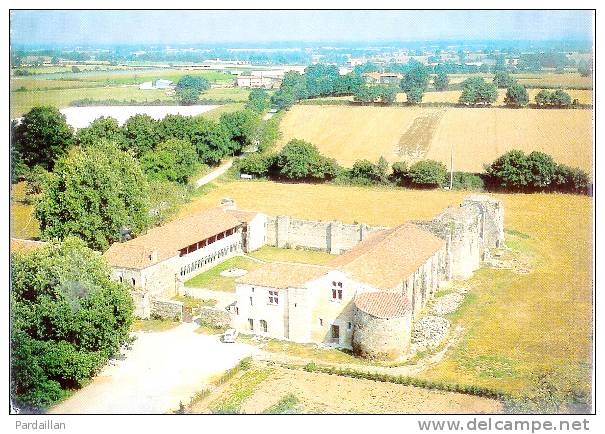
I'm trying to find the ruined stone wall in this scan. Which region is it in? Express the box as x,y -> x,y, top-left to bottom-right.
150,298 -> 183,321
352,308 -> 413,360
265,216 -> 387,254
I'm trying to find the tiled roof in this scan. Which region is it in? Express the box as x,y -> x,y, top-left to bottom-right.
354,291 -> 411,319
329,223 -> 445,290
10,238 -> 47,253
104,207 -> 243,270
236,262 -> 330,289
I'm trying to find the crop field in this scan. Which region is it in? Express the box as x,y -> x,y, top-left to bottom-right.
278,105 -> 593,175
10,182 -> 40,240
178,179 -> 593,407
447,72 -> 592,89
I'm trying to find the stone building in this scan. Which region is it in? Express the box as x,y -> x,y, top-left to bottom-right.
233,195 -> 504,360
104,200 -> 266,318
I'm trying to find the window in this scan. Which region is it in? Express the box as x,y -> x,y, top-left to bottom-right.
260,320 -> 268,333
249,296 -> 253,306
131,278 -> 136,286
319,318 -> 323,326
331,288 -> 343,301
348,322 -> 352,330
248,318 -> 254,330
269,290 -> 279,305
235,307 -> 239,315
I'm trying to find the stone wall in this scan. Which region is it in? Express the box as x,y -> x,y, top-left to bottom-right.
266,216 -> 387,254
198,307 -> 232,329
352,307 -> 413,360
150,298 -> 184,321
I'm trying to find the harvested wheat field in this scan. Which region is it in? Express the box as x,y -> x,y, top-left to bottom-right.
278,105 -> 593,175
278,105 -> 435,166
181,180 -> 592,408
429,108 -> 593,174
237,367 -> 503,413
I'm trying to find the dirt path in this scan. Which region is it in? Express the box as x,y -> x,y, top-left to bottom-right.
240,366 -> 502,414
195,159 -> 234,188
49,323 -> 256,414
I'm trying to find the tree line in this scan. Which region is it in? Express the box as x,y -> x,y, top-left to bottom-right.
12,90 -> 273,252
235,139 -> 591,195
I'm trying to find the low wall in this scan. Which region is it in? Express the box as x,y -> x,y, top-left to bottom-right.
150,298 -> 184,321
198,307 -> 232,329
266,216 -> 387,254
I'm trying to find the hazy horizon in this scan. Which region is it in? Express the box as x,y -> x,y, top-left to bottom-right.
10,10 -> 594,46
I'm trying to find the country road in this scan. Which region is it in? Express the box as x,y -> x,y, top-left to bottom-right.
195,159 -> 234,188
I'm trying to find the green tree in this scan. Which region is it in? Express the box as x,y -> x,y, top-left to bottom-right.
551,89 -> 572,108
276,139 -> 339,180
504,83 -> 529,107
122,114 -> 160,157
11,237 -> 134,409
71,65 -> 81,73
407,160 -> 447,188
535,90 -> 552,107
219,109 -> 261,152
433,71 -> 449,91
390,161 -> 409,186
156,114 -> 195,142
376,86 -> 398,105
405,87 -> 424,104
458,77 -> 498,106
493,70 -> 515,88
175,75 -> 210,105
13,106 -> 75,170
270,89 -> 296,110
348,157 -> 390,185
189,117 -> 232,164
35,142 -> 149,251
353,85 -> 378,104
246,88 -> 270,113
553,165 -> 591,194
485,150 -> 530,191
525,151 -> 557,190
76,116 -> 125,148
401,61 -> 430,92
140,138 -> 198,184
235,153 -> 276,177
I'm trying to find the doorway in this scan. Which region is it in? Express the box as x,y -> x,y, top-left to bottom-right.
331,324 -> 340,343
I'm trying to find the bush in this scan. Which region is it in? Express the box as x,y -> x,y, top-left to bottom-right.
553,165 -> 591,195
140,139 -> 198,184
348,157 -> 389,185
275,139 -> 340,181
408,160 -> 447,188
235,153 -> 276,178
450,172 -> 485,191
390,161 -> 409,186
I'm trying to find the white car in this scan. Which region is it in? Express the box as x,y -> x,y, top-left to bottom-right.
222,329 -> 238,343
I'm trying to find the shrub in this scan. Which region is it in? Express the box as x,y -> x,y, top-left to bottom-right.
408,160 -> 447,188
504,83 -> 529,107
348,157 -> 389,185
553,165 -> 591,195
235,153 -> 276,178
485,150 -> 530,191
140,139 -> 198,184
276,139 -> 340,181
450,172 -> 485,191
390,161 -> 409,186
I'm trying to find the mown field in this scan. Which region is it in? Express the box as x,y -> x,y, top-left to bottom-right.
278,105 -> 593,175
447,72 -> 592,89
179,180 -> 593,409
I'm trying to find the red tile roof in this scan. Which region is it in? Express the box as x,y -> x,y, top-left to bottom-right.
329,223 -> 445,290
104,207 -> 243,270
354,291 -> 411,319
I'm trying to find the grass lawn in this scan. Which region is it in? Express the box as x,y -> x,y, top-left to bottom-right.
248,245 -> 334,265
180,179 -> 593,410
131,319 -> 180,333
184,256 -> 263,292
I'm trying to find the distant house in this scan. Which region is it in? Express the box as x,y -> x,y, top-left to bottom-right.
362,72 -> 403,85
138,79 -> 174,90
236,74 -> 273,88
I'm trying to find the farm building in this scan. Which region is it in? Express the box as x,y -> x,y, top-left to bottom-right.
361,72 -> 403,85
103,198 -> 267,317
103,195 -> 503,359
235,74 -> 274,88
139,79 -> 174,90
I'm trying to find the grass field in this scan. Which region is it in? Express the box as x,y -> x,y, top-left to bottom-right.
10,182 -> 40,240
184,256 -> 263,292
179,180 -> 592,408
447,72 -> 592,89
277,105 -> 593,174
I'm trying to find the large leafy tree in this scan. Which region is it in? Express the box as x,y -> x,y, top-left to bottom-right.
35,142 -> 149,251
122,114 -> 160,157
433,71 -> 450,91
275,139 -> 339,180
401,61 -> 430,92
13,106 -> 75,171
156,114 -> 195,142
189,117 -> 232,164
175,75 -> 210,105
504,83 -> 529,107
11,237 -> 134,410
219,109 -> 261,152
76,116 -> 125,148
493,70 -> 515,88
304,64 -> 340,97
246,88 -> 271,113
485,150 -> 530,191
407,160 -> 447,188
140,138 -> 198,184
458,77 -> 498,106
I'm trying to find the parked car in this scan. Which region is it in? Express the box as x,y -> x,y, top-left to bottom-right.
222,328 -> 238,343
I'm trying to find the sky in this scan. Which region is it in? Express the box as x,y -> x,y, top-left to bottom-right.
10,10 -> 594,46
